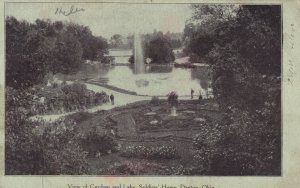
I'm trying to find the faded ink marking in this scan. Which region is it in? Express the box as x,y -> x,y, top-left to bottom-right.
286,24 -> 295,85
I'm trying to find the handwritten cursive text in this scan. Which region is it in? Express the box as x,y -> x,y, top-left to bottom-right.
55,5 -> 85,16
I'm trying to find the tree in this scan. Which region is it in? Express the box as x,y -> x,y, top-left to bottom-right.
6,17 -> 110,89
185,5 -> 281,106
52,31 -> 83,74
170,39 -> 182,49
189,35 -> 214,57
146,33 -> 175,63
6,17 -> 57,88
94,36 -> 109,61
110,34 -> 123,48
185,5 -> 281,175
126,34 -> 134,49
235,5 -> 281,75
66,23 -> 109,61
128,31 -> 176,64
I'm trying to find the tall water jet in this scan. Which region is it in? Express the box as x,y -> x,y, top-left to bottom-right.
134,32 -> 144,74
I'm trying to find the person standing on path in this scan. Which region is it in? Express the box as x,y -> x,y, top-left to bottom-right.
191,88 -> 194,99
199,90 -> 203,100
110,94 -> 114,105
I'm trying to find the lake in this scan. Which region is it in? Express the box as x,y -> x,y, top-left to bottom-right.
38,50 -> 213,121
89,50 -> 213,97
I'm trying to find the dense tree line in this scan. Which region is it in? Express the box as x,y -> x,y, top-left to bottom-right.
184,5 -> 281,175
111,32 -> 182,50
5,17 -> 111,174
6,16 -> 109,89
184,5 -> 281,108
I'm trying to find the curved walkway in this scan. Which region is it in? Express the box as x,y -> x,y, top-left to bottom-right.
87,79 -> 199,98
30,83 -> 151,122
30,82 -> 201,122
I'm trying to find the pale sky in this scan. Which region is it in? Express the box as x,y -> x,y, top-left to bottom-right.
5,3 -> 192,39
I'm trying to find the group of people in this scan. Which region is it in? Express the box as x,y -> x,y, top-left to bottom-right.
191,88 -> 207,100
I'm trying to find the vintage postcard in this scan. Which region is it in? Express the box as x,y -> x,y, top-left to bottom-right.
0,0 -> 300,187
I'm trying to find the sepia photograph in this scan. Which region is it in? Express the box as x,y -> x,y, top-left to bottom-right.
5,2 -> 281,176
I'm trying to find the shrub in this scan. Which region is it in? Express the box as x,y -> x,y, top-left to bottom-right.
6,112 -> 89,174
121,145 -> 177,159
167,91 -> 178,106
209,150 -> 263,175
192,106 -> 281,175
99,163 -> 135,175
65,112 -> 94,124
192,147 -> 263,175
81,130 -> 118,157
6,87 -> 90,175
31,83 -> 109,115
150,96 -> 160,105
193,127 -> 222,149
33,121 -> 89,175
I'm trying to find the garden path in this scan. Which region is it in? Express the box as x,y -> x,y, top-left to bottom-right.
30,82 -> 198,122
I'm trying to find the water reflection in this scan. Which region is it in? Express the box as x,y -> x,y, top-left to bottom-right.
146,64 -> 173,73
92,64 -> 212,96
135,79 -> 149,87
130,64 -> 173,74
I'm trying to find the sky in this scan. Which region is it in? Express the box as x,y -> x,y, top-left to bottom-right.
5,3 -> 192,39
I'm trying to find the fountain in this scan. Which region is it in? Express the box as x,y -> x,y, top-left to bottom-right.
168,91 -> 179,117
170,106 -> 177,116
134,32 -> 145,74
